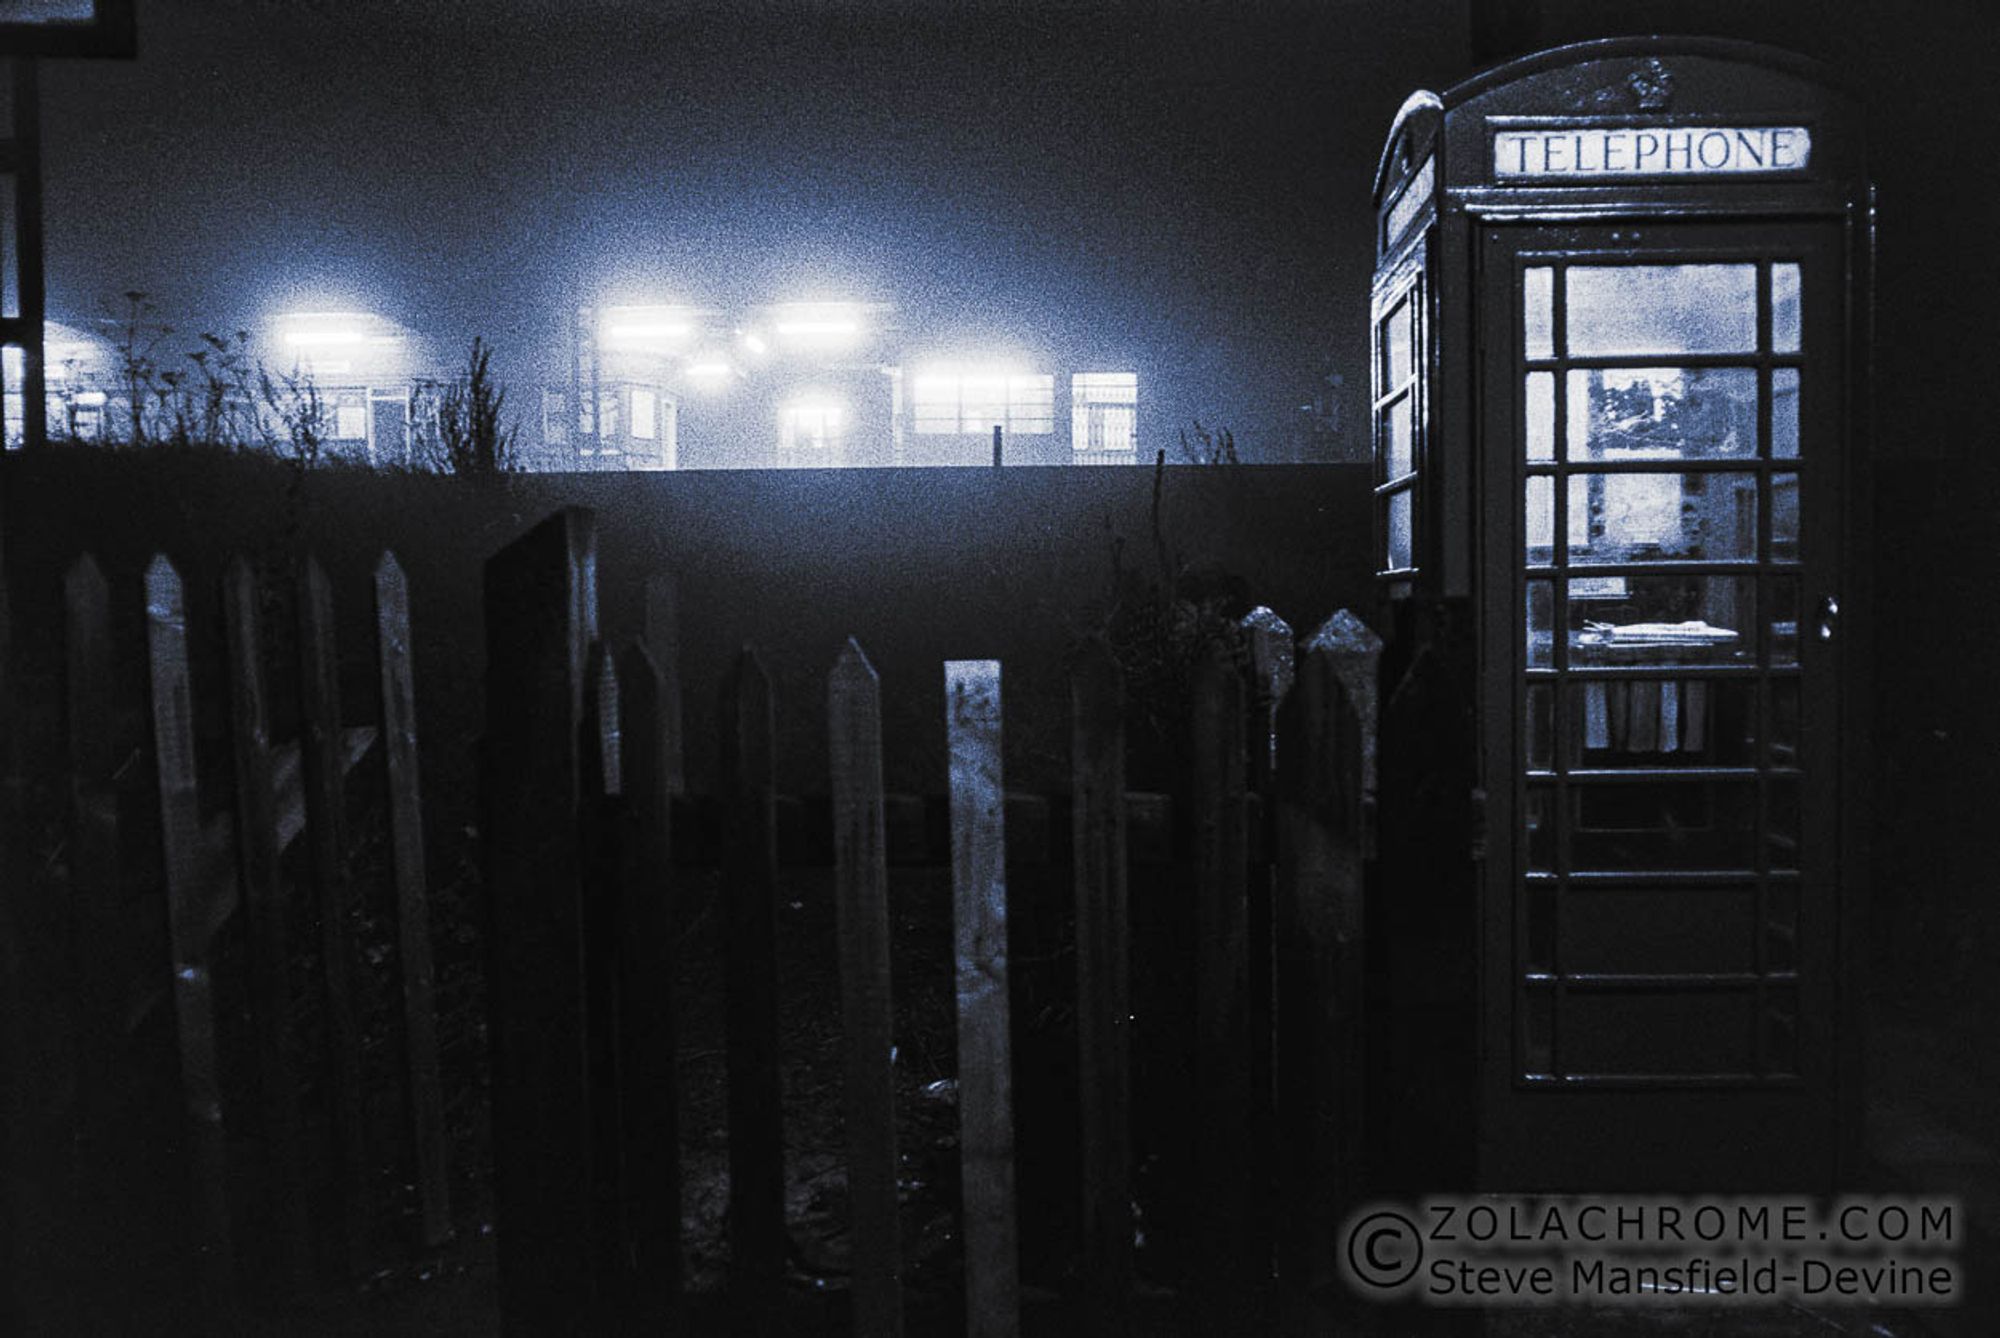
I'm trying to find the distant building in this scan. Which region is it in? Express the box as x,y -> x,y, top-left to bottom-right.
551,298 -> 1141,469
26,296 -> 1143,470
267,310 -> 430,466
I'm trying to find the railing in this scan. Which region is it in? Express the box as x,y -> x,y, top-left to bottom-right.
481,507 -> 1381,1334
0,503 -> 1381,1335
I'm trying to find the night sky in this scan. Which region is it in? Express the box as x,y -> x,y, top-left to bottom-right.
35,0 -> 1475,461
26,0 -> 1999,463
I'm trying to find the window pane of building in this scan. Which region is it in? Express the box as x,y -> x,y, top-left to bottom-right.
782,402 -> 844,451
912,375 -> 958,434
960,374 -> 1007,433
1008,375 -> 1055,434
631,388 -> 657,440
1072,373 -> 1138,452
336,402 -> 368,441
542,389 -> 568,444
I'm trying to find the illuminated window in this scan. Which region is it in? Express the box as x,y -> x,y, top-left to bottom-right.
542,389 -> 568,445
631,388 -> 657,440
913,372 -> 1055,435
781,401 -> 844,451
335,401 -> 368,441
1071,373 -> 1137,452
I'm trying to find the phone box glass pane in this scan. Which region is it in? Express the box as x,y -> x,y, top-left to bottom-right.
1772,368 -> 1800,459
1569,677 -> 1754,767
1569,575 -> 1757,668
1385,488 -> 1413,569
1524,266 -> 1554,359
1568,778 -> 1762,872
1526,370 -> 1555,460
1567,367 -> 1757,461
1562,884 -> 1758,975
1566,264 -> 1758,356
1382,299 -> 1413,388
1563,989 -> 1756,1077
1568,471 -> 1759,564
1772,263 -> 1802,354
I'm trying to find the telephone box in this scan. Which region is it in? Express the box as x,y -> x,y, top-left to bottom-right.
1370,39 -> 1870,1191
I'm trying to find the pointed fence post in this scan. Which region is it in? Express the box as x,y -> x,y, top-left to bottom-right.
580,645 -> 629,1300
830,639 -> 903,1338
375,552 -> 450,1252
1242,607 -> 1296,782
65,554 -> 119,1225
1191,641 -> 1252,1315
0,522 -> 23,1330
482,509 -> 600,1333
1239,605 -> 1293,1281
1273,609 -> 1381,1296
296,557 -> 370,1279
614,639 -> 680,1323
945,659 -> 1018,1338
721,645 -> 786,1327
1070,640 -> 1130,1334
222,556 -> 310,1290
146,555 -> 234,1301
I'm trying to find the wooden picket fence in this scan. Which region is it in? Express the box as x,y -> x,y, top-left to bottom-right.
480,507 -> 1382,1336
1,502 -> 1381,1335
0,546 -> 451,1330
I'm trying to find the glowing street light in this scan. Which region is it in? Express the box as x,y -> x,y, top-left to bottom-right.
684,355 -> 736,383
775,318 -> 858,337
606,320 -> 693,342
767,301 -> 873,353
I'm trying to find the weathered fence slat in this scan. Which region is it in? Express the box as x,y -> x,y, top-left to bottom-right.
482,509 -> 599,1332
1273,608 -> 1381,1294
642,572 -> 686,796
722,645 -> 787,1324
0,522 -> 23,1328
830,639 -> 903,1338
66,555 -> 118,1155
119,728 -> 376,1042
1239,607 -> 1293,1296
222,555 -> 310,1289
145,554 -> 233,1298
1070,640 -> 1130,1333
580,645 -> 628,1296
297,556 -> 370,1278
1191,641 -> 1253,1310
374,551 -> 449,1251
945,659 -> 1018,1338
614,640 -> 680,1321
